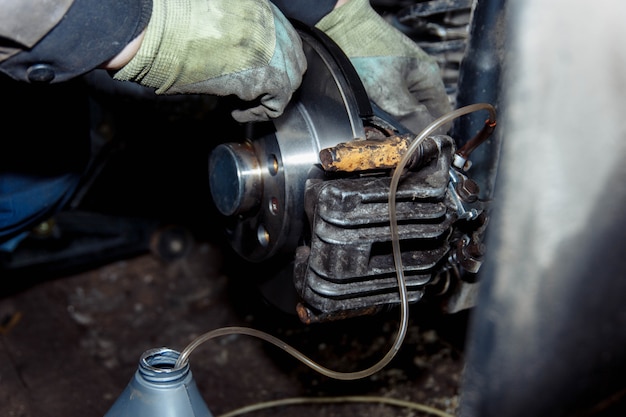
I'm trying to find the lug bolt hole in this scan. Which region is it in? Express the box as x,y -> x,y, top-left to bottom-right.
268,154 -> 279,176
257,225 -> 270,248
269,197 -> 279,215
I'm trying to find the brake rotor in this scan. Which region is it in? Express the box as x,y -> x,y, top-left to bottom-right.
209,25 -> 372,262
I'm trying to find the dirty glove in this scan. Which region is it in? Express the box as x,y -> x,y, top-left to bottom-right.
316,0 -> 451,133
113,0 -> 306,123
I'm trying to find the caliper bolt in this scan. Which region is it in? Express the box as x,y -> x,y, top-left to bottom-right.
456,177 -> 480,203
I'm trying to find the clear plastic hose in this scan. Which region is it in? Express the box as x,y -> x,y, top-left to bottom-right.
217,395 -> 456,417
175,103 -> 497,379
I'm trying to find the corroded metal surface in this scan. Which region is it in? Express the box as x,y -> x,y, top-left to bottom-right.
319,136 -> 412,172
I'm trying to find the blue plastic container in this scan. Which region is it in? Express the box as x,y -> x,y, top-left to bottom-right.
104,347 -> 213,417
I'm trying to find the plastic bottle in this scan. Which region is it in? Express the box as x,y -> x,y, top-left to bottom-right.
104,347 -> 213,417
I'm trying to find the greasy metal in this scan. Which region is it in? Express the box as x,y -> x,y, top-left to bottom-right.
455,176 -> 480,203
208,26 -> 368,262
455,237 -> 484,273
448,169 -> 482,221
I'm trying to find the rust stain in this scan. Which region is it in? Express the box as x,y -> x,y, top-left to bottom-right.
319,136 -> 411,172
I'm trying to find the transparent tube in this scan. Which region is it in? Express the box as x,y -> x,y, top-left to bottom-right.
218,395 -> 455,417
175,103 -> 497,379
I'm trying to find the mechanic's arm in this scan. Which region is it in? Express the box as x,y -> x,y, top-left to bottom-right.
0,0 -> 306,123
100,33 -> 146,70
0,0 -> 151,83
109,0 -> 306,123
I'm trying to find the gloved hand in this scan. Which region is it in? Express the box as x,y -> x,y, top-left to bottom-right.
113,0 -> 306,123
316,0 -> 451,133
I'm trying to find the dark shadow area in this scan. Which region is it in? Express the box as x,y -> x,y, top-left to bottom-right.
1,71 -> 244,290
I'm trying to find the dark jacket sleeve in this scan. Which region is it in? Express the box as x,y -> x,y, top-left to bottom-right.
0,0 -> 329,85
0,0 -> 152,84
271,0 -> 336,26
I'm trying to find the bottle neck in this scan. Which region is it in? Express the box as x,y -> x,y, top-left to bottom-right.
138,347 -> 191,384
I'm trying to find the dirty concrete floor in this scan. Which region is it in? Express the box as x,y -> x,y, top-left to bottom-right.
0,238 -> 468,417
0,71 -> 468,417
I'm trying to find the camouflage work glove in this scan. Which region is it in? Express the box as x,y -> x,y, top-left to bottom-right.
113,0 -> 306,123
316,0 -> 451,133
